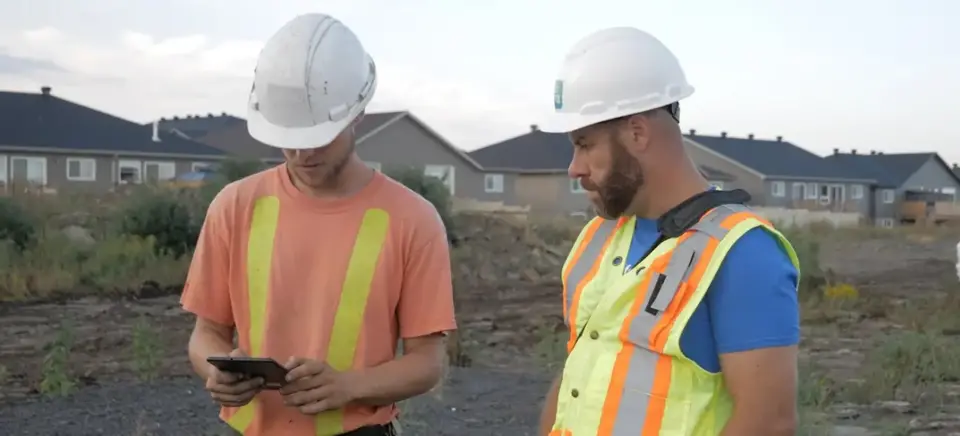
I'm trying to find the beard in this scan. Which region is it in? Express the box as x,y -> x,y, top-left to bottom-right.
287,139 -> 355,189
584,137 -> 644,219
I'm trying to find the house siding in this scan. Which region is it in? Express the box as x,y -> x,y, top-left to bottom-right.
356,117 -> 512,203
764,179 -> 870,217
900,157 -> 960,194
0,150 -> 216,192
513,173 -> 590,215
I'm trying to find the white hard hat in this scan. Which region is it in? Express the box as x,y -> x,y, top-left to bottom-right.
541,27 -> 694,134
247,13 -> 377,149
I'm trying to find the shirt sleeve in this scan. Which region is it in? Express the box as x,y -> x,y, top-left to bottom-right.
180,186 -> 235,327
708,227 -> 800,354
397,216 -> 457,339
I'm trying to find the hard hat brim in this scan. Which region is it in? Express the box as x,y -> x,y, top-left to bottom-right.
247,75 -> 378,150
539,111 -> 626,134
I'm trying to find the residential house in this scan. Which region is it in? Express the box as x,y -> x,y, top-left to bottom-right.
468,125 -> 737,215
155,112 -> 244,139
825,150 -> 960,226
0,87 -> 226,193
683,131 -> 876,218
195,111 -> 501,202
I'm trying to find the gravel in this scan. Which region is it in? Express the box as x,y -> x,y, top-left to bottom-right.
0,367 -> 551,436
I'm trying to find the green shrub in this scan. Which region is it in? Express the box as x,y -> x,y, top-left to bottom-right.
385,167 -> 454,238
778,227 -> 823,297
116,186 -> 199,258
0,197 -> 36,251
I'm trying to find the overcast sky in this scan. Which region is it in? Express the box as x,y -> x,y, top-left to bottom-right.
0,0 -> 957,163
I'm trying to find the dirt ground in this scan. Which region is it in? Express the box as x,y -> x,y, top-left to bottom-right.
1,227 -> 960,435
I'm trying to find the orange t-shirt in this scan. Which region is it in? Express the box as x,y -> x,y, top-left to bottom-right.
180,165 -> 457,436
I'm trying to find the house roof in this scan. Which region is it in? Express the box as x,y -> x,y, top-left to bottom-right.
154,113 -> 245,138
0,89 -> 225,157
195,111 -> 486,169
824,151 -> 960,188
468,128 -> 736,180
685,133 -> 871,182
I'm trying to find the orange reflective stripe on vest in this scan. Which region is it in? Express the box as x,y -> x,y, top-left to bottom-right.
227,197 -> 390,436
597,205 -> 765,434
561,218 -> 623,352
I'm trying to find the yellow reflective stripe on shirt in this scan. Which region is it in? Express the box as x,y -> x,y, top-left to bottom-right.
315,208 -> 390,435
225,202 -> 391,436
227,195 -> 281,434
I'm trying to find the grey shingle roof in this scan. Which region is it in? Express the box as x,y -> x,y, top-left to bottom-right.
825,152 -> 960,188
469,128 -> 736,180
0,90 -> 224,156
469,129 -> 570,171
685,133 -> 868,181
155,113 -> 245,138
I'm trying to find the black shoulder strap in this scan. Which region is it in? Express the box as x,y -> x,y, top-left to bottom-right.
657,189 -> 751,238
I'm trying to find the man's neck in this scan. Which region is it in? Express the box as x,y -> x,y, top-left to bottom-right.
289,156 -> 374,199
629,167 -> 709,220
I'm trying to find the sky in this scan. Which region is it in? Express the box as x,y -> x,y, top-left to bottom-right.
0,0 -> 957,163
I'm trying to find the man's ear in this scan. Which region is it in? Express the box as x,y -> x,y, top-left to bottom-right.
625,113 -> 652,151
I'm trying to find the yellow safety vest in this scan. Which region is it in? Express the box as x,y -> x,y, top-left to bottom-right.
552,204 -> 799,436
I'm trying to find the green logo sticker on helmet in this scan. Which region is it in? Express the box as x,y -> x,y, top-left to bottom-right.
554,80 -> 563,110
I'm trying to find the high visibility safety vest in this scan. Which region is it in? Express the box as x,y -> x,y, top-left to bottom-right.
552,203 -> 799,436
225,197 -> 391,436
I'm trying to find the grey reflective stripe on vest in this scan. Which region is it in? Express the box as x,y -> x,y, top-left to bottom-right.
611,204 -> 750,435
564,219 -> 619,327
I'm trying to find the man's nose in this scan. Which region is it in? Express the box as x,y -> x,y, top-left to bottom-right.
568,150 -> 588,180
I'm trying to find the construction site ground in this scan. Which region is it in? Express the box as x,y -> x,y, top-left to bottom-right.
1,215 -> 959,435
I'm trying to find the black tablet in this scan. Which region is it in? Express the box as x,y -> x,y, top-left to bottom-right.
206,356 -> 288,389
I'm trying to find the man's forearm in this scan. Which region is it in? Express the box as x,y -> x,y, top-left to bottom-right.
720,406 -> 796,436
187,327 -> 233,379
351,350 -> 443,406
538,373 -> 562,436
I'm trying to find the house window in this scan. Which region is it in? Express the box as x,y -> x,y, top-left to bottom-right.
792,182 -> 805,200
0,155 -> 7,185
882,189 -> 895,204
819,184 -> 831,205
805,183 -> 818,200
851,184 -> 864,199
66,157 -> 97,181
707,181 -> 723,190
10,156 -> 47,185
364,161 -> 381,171
771,181 -> 785,197
484,174 -> 504,193
876,218 -> 895,228
118,159 -> 142,184
144,161 -> 176,182
424,164 -> 455,194
191,162 -> 214,173
942,187 -> 956,201
571,179 -> 586,193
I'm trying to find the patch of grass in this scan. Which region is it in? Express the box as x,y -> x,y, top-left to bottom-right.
532,322 -> 567,370
132,316 -> 161,381
39,323 -> 77,397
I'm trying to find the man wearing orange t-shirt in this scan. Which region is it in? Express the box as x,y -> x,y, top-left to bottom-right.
180,14 -> 456,436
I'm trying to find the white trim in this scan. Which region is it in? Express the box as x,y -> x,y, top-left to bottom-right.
424,164 -> 455,195
191,161 -> 214,172
66,157 -> 97,181
771,181 -> 786,197
882,189 -> 895,204
484,173 -> 504,193
851,184 -> 864,199
118,159 -> 143,184
10,156 -> 47,185
805,183 -> 818,200
0,155 -> 7,185
144,160 -> 176,182
571,179 -> 586,193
